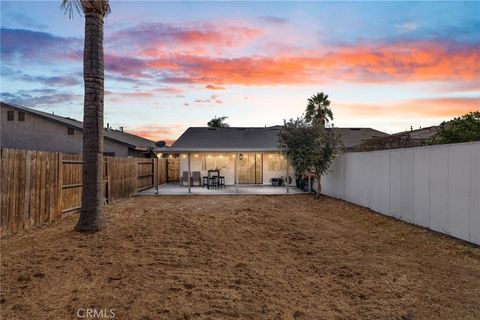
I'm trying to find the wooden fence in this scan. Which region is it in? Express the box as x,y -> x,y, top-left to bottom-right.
0,149 -> 174,236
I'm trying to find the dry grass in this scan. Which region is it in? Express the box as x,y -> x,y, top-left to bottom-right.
1,195 -> 479,319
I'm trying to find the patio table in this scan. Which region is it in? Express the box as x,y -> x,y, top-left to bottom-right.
206,170 -> 220,189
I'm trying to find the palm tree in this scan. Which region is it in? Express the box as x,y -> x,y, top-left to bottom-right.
207,116 -> 230,128
62,0 -> 110,232
305,92 -> 333,127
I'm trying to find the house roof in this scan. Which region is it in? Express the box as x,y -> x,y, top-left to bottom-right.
391,125 -> 440,140
166,126 -> 284,152
1,101 -> 156,150
160,126 -> 389,153
330,127 -> 389,148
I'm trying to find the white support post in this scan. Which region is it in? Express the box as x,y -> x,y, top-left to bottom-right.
236,153 -> 239,193
286,158 -> 289,194
155,157 -> 159,195
188,153 -> 191,194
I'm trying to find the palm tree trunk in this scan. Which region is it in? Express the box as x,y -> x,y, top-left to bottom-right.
75,11 -> 106,232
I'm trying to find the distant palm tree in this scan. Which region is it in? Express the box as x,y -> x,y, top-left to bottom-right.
62,0 -> 110,232
208,116 -> 230,128
305,92 -> 333,127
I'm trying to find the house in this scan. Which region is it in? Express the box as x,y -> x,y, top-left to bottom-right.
392,125 -> 441,144
159,126 -> 388,188
331,127 -> 389,150
351,125 -> 441,151
1,102 -> 156,157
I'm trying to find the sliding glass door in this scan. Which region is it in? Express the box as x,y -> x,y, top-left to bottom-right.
238,153 -> 263,184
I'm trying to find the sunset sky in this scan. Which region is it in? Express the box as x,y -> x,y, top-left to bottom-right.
1,1 -> 479,143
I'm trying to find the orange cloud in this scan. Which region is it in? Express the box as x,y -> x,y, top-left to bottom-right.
205,84 -> 225,90
144,41 -> 479,85
338,97 -> 479,118
127,124 -> 185,145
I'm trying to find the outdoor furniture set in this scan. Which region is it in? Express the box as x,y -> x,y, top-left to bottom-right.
180,169 -> 225,189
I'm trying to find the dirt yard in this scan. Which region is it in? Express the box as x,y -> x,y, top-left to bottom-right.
1,195 -> 479,320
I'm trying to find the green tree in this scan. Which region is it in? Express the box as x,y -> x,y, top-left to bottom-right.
428,111 -> 480,145
305,92 -> 333,127
62,0 -> 110,232
280,118 -> 340,199
208,116 -> 230,128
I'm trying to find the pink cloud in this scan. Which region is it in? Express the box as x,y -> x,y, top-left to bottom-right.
205,84 -> 225,90
143,41 -> 479,86
338,97 -> 480,118
127,123 -> 185,145
110,22 -> 262,57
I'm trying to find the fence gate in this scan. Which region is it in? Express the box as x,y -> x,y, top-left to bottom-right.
167,158 -> 180,182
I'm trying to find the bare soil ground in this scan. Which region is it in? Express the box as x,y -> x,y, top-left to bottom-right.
1,195 -> 479,320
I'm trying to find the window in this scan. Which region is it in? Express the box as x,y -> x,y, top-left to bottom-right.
267,154 -> 287,171
201,154 -> 230,170
7,110 -> 14,121
67,127 -> 75,135
18,111 -> 25,121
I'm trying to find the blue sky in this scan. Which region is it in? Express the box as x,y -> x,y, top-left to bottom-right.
1,1 -> 479,142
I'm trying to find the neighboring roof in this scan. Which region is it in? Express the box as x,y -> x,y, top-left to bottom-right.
391,125 -> 440,141
161,126 -> 389,153
329,127 -> 389,148
1,101 -> 156,149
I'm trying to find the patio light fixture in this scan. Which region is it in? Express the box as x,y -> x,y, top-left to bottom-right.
239,154 -> 244,160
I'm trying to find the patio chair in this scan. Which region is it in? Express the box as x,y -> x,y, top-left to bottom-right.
180,171 -> 190,187
192,171 -> 201,186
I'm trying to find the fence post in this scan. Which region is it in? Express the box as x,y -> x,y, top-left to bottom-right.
24,150 -> 31,229
57,153 -> 63,219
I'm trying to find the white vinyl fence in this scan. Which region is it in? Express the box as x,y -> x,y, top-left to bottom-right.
321,141 -> 480,245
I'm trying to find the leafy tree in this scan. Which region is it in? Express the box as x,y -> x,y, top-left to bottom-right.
62,0 -> 110,232
305,92 -> 333,126
428,111 -> 480,145
280,117 -> 340,199
208,116 -> 230,128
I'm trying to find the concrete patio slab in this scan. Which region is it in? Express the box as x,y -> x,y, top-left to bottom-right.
138,183 -> 304,195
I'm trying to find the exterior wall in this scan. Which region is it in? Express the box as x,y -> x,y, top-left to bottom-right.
179,153 -> 236,184
178,152 -> 295,185
1,105 -> 129,156
262,154 -> 295,185
105,140 -> 128,157
321,141 -> 480,245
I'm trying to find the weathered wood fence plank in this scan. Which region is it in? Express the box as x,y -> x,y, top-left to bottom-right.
0,149 -> 169,236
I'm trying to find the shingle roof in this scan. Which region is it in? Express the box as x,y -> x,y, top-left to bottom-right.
163,126 -> 388,152
168,126 -> 283,152
391,125 -> 440,140
329,127 -> 389,148
1,102 -> 156,149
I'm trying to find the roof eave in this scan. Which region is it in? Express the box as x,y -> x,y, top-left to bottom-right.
154,147 -> 283,154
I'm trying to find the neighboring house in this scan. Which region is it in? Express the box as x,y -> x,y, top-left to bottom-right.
392,125 -> 441,144
331,127 -> 389,150
352,125 -> 441,151
159,126 -> 388,186
1,102 -> 156,157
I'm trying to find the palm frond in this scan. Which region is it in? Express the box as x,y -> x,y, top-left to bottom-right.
61,0 -> 82,19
